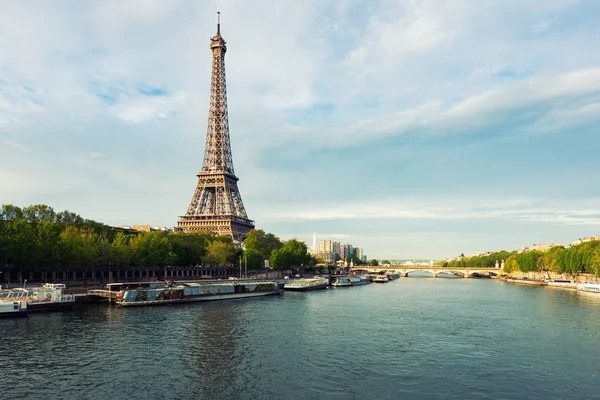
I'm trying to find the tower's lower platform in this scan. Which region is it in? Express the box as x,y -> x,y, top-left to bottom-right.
177,215 -> 254,244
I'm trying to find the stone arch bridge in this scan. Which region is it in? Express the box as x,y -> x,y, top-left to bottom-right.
350,266 -> 504,278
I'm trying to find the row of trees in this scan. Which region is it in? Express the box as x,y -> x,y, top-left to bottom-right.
242,229 -> 312,270
503,241 -> 600,276
0,204 -> 315,273
441,241 -> 600,276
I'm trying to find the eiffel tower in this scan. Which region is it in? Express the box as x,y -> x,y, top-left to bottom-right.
178,13 -> 254,243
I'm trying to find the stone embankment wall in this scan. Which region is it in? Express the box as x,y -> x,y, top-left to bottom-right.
507,270 -> 595,282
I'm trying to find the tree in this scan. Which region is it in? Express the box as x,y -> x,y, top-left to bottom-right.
244,229 -> 282,262
589,248 -> 600,278
369,259 -> 379,266
244,248 -> 264,270
270,239 -> 311,270
129,231 -> 173,268
204,239 -> 235,267
109,232 -> 132,268
504,255 -> 519,274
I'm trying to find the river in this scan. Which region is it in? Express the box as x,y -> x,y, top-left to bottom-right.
2,277 -> 599,399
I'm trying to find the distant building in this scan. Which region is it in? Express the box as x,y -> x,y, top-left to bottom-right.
468,251 -> 492,258
571,236 -> 600,246
343,244 -> 353,259
517,246 -> 530,254
332,242 -> 340,259
318,240 -> 332,253
530,243 -> 560,252
118,225 -> 173,233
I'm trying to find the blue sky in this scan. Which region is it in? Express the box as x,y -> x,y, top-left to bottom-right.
1,0 -> 600,259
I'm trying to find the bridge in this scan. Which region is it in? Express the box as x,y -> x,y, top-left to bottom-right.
350,266 -> 505,278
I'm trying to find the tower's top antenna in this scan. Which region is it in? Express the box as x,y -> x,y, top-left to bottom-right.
217,11 -> 221,34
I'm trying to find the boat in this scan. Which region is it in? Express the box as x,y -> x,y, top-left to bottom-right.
349,275 -> 370,286
27,284 -> 75,311
0,300 -> 28,318
546,279 -> 578,289
284,277 -> 329,291
116,280 -> 283,307
0,283 -> 75,312
331,277 -> 352,287
372,275 -> 389,283
386,272 -> 400,280
577,281 -> 600,293
506,278 -> 547,286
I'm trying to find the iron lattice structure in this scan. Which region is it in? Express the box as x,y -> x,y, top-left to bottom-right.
178,16 -> 254,244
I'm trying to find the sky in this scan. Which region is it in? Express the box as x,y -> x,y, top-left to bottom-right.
1,0 -> 600,260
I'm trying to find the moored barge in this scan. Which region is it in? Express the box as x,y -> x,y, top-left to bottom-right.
116,280 -> 283,307
284,277 -> 329,291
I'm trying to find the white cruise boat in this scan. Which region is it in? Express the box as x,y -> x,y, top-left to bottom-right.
331,277 -> 352,287
0,290 -> 28,318
284,277 -> 329,291
577,281 -> 600,293
0,301 -> 28,318
2,283 -> 75,312
372,275 -> 389,283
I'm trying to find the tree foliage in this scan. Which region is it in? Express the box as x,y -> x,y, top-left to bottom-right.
243,229 -> 283,269
0,204 -> 248,272
270,239 -> 311,270
445,242 -> 600,276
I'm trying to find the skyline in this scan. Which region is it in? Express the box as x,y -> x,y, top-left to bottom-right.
1,1 -> 600,259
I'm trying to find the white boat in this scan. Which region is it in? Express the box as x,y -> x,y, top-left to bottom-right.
547,279 -> 578,289
0,300 -> 28,318
1,283 -> 75,312
116,280 -> 283,307
372,275 -> 389,283
284,277 -> 329,291
331,277 -> 352,287
577,281 -> 600,293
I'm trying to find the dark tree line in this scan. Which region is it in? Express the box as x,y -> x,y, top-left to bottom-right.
0,204 -> 314,274
0,204 -> 239,272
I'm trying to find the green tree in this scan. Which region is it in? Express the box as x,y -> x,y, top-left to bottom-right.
369,259 -> 379,266
204,239 -> 235,267
244,248 -> 264,270
517,250 -> 542,272
244,229 -> 282,262
588,247 -> 600,278
504,255 -> 519,274
129,231 -> 173,267
270,239 -> 311,270
109,232 -> 132,268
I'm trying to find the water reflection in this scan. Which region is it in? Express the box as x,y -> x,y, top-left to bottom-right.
181,303 -> 248,398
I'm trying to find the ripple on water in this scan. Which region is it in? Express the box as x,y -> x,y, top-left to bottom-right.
1,280 -> 600,399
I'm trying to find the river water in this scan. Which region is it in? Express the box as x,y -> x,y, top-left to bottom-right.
2,277 -> 600,399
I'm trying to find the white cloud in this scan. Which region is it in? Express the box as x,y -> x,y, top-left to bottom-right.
1,138 -> 30,152
265,196 -> 600,227
0,0 -> 598,260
